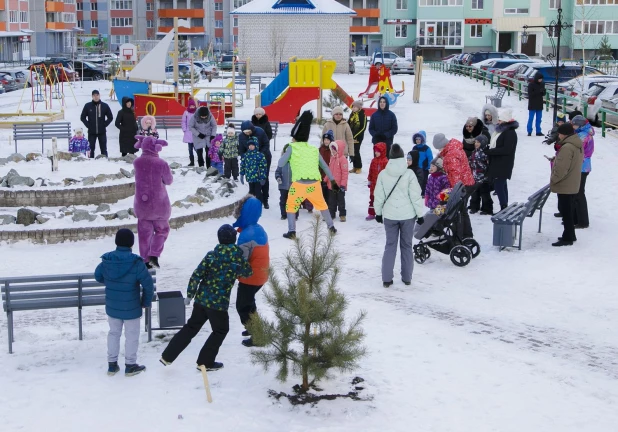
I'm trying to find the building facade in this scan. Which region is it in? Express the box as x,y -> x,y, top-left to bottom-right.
29,0 -> 78,58
334,0 -> 381,56
157,0 -> 208,52
0,0 -> 32,61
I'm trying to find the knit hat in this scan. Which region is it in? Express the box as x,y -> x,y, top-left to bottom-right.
254,107 -> 265,116
352,100 -> 363,109
571,115 -> 587,126
332,106 -> 344,116
217,224 -> 237,245
74,127 -> 83,134
474,134 -> 489,147
291,110 -> 313,142
465,117 -> 478,127
247,136 -> 258,148
197,106 -> 210,117
556,112 -> 566,122
211,134 -> 223,146
558,123 -> 575,135
227,126 -> 236,135
187,97 -> 197,114
322,129 -> 335,142
568,110 -> 583,121
115,228 -> 134,248
389,144 -> 405,159
92,89 -> 99,95
498,108 -> 513,122
432,158 -> 444,171
433,133 -> 449,150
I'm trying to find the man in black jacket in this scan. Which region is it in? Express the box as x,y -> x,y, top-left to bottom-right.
527,72 -> 545,137
81,90 -> 114,158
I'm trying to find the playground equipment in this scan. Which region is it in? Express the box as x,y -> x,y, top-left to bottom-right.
16,64 -> 78,114
358,63 -> 405,108
256,57 -> 373,124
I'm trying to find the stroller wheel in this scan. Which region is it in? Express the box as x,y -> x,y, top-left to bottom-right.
450,245 -> 472,267
462,238 -> 481,258
414,244 -> 430,264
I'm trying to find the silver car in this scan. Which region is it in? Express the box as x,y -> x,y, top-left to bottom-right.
0,73 -> 18,92
391,57 -> 414,75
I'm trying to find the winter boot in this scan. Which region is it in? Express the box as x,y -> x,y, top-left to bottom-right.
383,281 -> 393,288
349,168 -> 356,174
242,338 -> 254,347
125,364 -> 146,376
107,361 -> 120,376
263,202 -> 270,209
554,212 -> 562,218
196,362 -> 224,372
145,261 -> 153,270
242,330 -> 251,337
402,280 -> 411,286
148,256 -> 160,269
340,215 -> 346,222
280,215 -> 287,220
552,239 -> 573,247
283,231 -> 296,240
329,226 -> 337,235
188,155 -> 195,167
159,358 -> 172,366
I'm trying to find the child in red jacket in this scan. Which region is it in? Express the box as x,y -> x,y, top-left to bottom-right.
366,142 -> 388,220
325,140 -> 349,222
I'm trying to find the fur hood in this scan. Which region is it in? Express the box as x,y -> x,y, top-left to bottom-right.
495,120 -> 519,133
481,104 -> 499,126
140,115 -> 156,130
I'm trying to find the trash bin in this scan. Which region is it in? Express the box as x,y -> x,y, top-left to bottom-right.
157,291 -> 186,328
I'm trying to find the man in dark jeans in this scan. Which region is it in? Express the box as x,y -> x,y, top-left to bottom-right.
80,90 -> 113,158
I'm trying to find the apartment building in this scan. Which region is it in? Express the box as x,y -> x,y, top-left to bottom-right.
571,0 -> 618,60
334,0 -> 381,56
28,0 -> 78,57
157,0 -> 208,52
0,0 -> 33,61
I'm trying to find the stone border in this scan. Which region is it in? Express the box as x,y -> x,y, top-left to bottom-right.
0,183 -> 135,207
0,200 -> 240,244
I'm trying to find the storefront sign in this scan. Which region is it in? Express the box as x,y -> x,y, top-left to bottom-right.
384,19 -> 415,25
465,19 -> 492,24
19,36 -> 30,42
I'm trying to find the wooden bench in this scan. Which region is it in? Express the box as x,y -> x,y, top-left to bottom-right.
227,118 -> 280,150
137,116 -> 183,140
1,270 -> 157,353
485,86 -> 507,108
13,122 -> 71,154
234,75 -> 262,87
491,184 -> 551,251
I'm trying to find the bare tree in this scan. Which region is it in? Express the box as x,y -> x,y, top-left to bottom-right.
269,23 -> 288,74
571,4 -> 599,106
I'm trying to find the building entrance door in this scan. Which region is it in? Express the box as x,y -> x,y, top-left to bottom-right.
499,33 -> 513,53
521,34 -> 537,56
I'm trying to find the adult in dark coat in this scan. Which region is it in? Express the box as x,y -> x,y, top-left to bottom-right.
348,100 -> 367,173
251,107 -> 273,141
80,89 -> 113,158
114,97 -> 138,156
486,109 -> 519,210
462,117 -> 490,158
239,120 -> 272,208
368,96 -> 398,157
527,71 -> 545,136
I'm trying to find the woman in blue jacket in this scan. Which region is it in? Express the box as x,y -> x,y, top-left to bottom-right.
369,96 -> 398,158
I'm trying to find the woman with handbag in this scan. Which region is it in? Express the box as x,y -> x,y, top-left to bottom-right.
374,144 -> 425,288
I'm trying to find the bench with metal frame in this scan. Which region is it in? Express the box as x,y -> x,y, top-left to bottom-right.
233,75 -> 262,87
491,184 -> 552,251
485,86 -> 507,108
227,118 -> 280,151
137,116 -> 182,140
1,270 -> 157,354
12,122 -> 71,153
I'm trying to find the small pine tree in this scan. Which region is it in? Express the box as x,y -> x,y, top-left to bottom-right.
598,36 -> 613,59
178,39 -> 190,59
179,68 -> 201,87
247,217 -> 366,392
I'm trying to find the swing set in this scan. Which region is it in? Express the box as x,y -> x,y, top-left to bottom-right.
17,64 -> 79,113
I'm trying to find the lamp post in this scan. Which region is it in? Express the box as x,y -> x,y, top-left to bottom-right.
522,8 -> 573,123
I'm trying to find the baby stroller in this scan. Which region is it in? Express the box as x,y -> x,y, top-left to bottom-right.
413,182 -> 481,267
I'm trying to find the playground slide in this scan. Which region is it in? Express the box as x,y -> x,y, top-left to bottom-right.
263,87 -> 320,124
333,82 -> 377,117
260,68 -> 290,107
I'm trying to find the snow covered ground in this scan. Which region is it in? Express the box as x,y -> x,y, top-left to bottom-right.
1,68 -> 617,432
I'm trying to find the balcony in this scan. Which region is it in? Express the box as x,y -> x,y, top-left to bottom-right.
46,22 -> 71,30
354,8 -> 380,18
350,26 -> 380,34
0,0 -> 5,11
158,9 -> 205,18
0,22 -> 5,31
46,1 -> 65,12
158,26 -> 205,34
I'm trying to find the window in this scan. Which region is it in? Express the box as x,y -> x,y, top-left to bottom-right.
418,20 -> 463,47
64,0 -> 76,3
396,0 -> 407,9
77,20 -> 83,28
63,13 -> 76,23
549,0 -> 561,8
233,35 -> 238,44
581,0 -> 618,4
20,11 -> 28,22
112,17 -> 133,26
395,24 -> 408,38
234,0 -> 250,7
91,20 -> 98,28
91,2 -> 98,11
77,3 -> 84,10
419,0 -> 462,5
146,2 -> 154,10
215,20 -> 223,28
112,1 -> 132,9
575,20 -> 618,34
9,11 -> 18,23
504,8 -> 529,14
233,17 -> 238,27
470,24 -> 482,38
472,0 -> 483,9
146,20 -> 153,28
214,2 -> 223,10
114,35 -> 130,44
215,37 -> 223,46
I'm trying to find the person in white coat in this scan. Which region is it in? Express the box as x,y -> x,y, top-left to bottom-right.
374,144 -> 425,288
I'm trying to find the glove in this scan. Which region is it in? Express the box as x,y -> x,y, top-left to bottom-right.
331,180 -> 340,191
375,215 -> 383,223
339,186 -> 346,192
417,217 -> 425,225
210,136 -> 215,142
184,298 -> 191,306
240,175 -> 245,185
197,133 -> 206,139
260,179 -> 266,186
276,177 -> 283,184
217,150 -> 223,158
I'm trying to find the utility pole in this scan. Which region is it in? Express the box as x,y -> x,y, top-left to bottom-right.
174,17 -> 179,99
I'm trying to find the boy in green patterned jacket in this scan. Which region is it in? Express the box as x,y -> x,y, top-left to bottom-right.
239,137 -> 267,204
160,224 -> 252,371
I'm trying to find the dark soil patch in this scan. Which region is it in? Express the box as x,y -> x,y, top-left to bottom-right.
267,377 -> 371,406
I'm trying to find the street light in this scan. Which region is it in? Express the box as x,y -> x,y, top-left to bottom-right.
522,8 -> 573,122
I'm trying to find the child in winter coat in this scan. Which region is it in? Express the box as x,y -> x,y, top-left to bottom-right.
367,142 -> 388,220
325,140 -> 349,222
220,124 -> 240,180
208,134 -> 224,174
468,134 -> 493,215
424,158 -> 451,210
407,150 -> 425,189
412,131 -> 432,194
274,144 -> 299,220
182,98 -> 197,166
240,137 -> 267,203
320,130 -> 334,203
543,112 -> 566,146
69,128 -> 90,156
139,115 -> 159,139
160,224 -> 253,371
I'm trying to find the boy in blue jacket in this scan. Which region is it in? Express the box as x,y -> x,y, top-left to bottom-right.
95,229 -> 154,377
412,130 -> 433,195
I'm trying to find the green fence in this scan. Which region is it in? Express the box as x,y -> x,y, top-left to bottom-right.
426,61 -> 618,137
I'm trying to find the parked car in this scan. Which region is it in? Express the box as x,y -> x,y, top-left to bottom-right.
0,83 -> 5,94
0,73 -> 19,92
600,94 -> 618,126
391,57 -> 414,74
72,61 -> 107,81
349,57 -> 355,74
194,61 -> 219,78
580,55 -> 615,63
371,52 -> 400,67
0,69 -> 32,88
165,64 -> 202,80
515,64 -> 603,84
464,51 -> 515,66
511,53 -> 531,60
219,54 -> 239,71
31,60 -> 78,82
442,54 -> 458,62
581,82 -> 618,124
473,58 -> 534,71
557,75 -> 618,98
